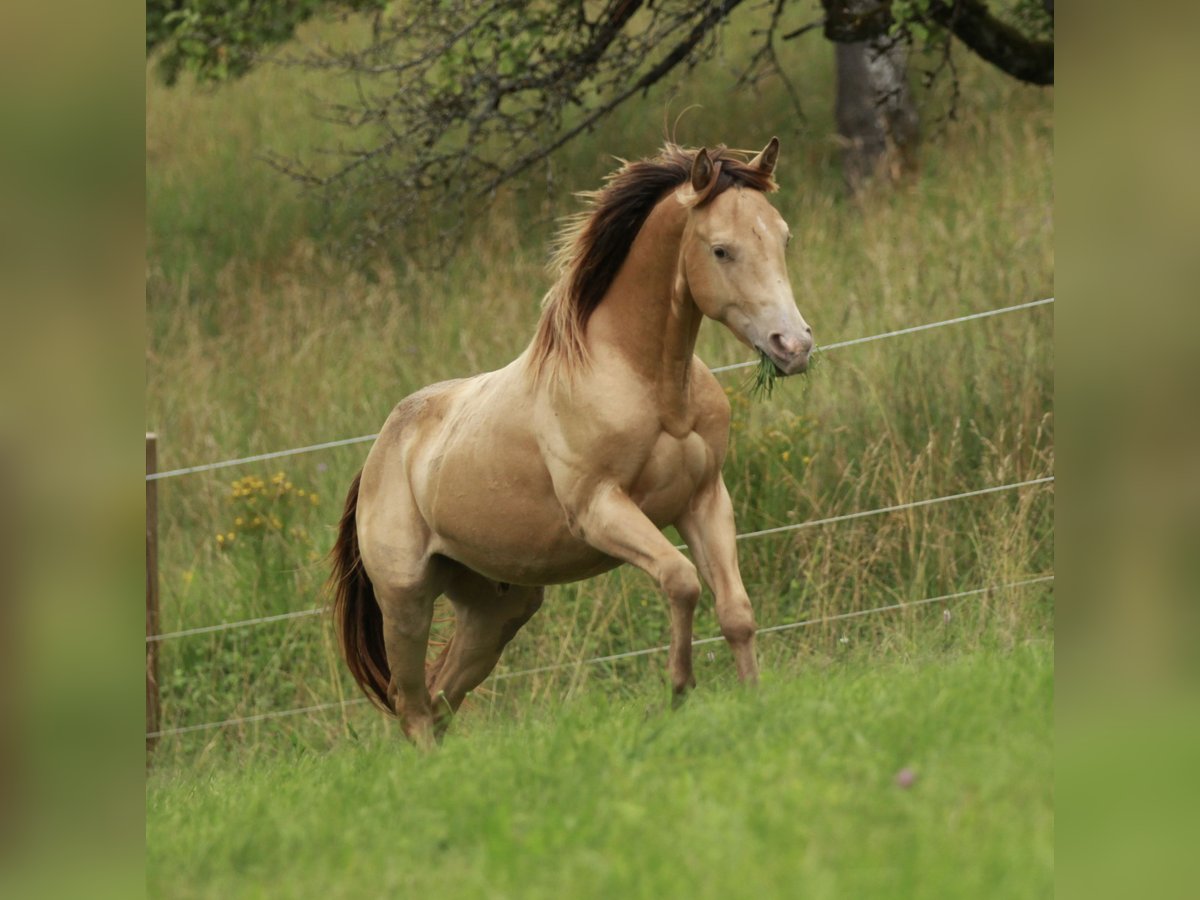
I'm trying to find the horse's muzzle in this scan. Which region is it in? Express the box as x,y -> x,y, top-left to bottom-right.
766,329 -> 813,375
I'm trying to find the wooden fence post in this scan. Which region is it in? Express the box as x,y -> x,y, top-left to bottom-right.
146,433 -> 160,756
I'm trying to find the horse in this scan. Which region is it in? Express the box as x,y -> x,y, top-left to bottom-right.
330,139 -> 813,746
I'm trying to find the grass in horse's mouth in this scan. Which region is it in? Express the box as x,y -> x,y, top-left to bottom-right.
746,349 -> 819,400
747,350 -> 782,399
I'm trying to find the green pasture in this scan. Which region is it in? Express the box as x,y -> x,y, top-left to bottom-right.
146,8 -> 1053,896
147,643 -> 1053,899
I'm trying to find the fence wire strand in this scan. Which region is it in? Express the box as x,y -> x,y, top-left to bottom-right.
146,433 -> 379,482
709,296 -> 1054,373
146,297 -> 1053,481
148,606 -> 329,643
146,574 -> 1054,738
149,475 -> 1053,643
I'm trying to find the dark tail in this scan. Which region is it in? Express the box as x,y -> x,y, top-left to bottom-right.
329,470 -> 393,714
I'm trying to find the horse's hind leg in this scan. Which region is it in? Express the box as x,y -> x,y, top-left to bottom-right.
428,568 -> 544,738
376,576 -> 444,748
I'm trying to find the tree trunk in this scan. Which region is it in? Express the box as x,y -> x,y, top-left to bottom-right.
834,25 -> 919,189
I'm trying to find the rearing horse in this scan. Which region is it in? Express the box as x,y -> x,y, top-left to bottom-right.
331,140 -> 813,745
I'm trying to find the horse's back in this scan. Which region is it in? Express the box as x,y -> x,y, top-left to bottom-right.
363,377 -> 469,482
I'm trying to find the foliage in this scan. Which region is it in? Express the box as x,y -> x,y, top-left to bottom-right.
262,0 -> 756,253
879,0 -> 1053,87
216,471 -> 321,552
147,0 -> 385,85
146,1 -> 1052,251
1007,0 -> 1056,41
159,469 -> 328,727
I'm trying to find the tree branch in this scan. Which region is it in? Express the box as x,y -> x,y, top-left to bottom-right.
926,1 -> 1053,85
819,0 -> 1053,86
478,0 -> 747,196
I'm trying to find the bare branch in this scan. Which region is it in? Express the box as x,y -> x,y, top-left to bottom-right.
820,0 -> 1053,85
737,0 -> 809,122
926,1 -> 1053,86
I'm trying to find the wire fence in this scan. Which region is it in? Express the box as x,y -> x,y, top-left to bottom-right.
709,295 -> 1054,373
148,474 -> 1054,644
146,297 -> 1053,481
146,294 -> 1055,741
146,574 -> 1054,738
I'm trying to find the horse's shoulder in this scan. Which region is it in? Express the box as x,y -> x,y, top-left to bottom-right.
689,360 -> 731,419
382,378 -> 469,436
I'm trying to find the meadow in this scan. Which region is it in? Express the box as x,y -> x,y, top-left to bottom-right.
148,644 -> 1052,898
146,10 -> 1053,895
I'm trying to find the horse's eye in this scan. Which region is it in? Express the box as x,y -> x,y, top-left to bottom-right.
713,246 -> 729,260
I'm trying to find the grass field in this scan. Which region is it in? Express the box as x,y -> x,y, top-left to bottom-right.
146,7 -> 1053,896
147,643 -> 1052,899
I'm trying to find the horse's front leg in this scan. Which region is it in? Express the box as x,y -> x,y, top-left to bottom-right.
677,476 -> 759,684
569,485 -> 702,700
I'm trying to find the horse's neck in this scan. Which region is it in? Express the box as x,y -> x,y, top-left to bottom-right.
587,197 -> 700,412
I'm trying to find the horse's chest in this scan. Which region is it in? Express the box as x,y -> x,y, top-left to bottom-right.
630,430 -> 712,526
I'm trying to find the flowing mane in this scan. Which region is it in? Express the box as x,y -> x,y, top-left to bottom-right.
530,143 -> 778,381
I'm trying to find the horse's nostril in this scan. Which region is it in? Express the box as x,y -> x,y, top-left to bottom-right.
769,332 -> 805,357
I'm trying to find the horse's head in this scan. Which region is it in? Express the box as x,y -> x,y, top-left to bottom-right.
678,139 -> 813,376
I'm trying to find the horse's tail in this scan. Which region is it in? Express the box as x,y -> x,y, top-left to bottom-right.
329,470 -> 393,714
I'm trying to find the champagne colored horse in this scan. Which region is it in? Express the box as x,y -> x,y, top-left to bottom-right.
331,140 -> 813,745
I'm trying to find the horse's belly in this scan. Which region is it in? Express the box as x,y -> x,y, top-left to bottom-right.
421,434 -> 618,586
439,533 -> 621,587
431,494 -> 619,587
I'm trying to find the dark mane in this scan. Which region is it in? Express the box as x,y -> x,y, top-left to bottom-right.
530,143 -> 777,381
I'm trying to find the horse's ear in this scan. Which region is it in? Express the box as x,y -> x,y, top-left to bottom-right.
750,137 -> 780,176
690,148 -> 715,193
